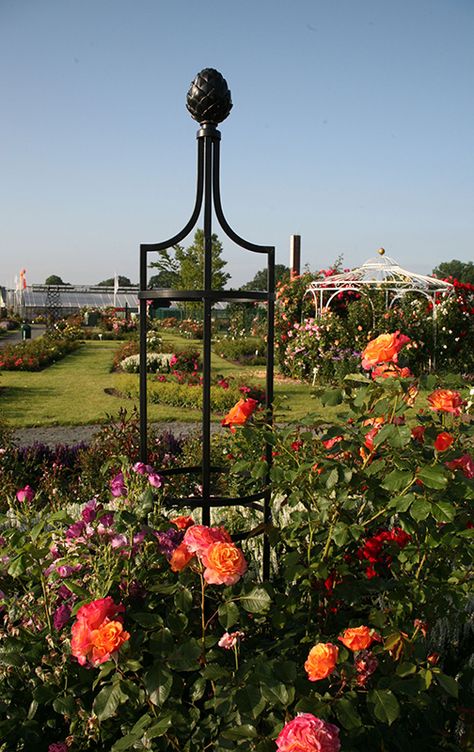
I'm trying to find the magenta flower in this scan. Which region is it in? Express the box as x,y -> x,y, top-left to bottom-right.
276,714 -> 340,752
48,743 -> 68,752
148,472 -> 163,488
81,498 -> 102,523
65,520 -> 86,540
110,472 -> 127,497
16,485 -> 35,503
132,462 -> 154,475
53,603 -> 71,631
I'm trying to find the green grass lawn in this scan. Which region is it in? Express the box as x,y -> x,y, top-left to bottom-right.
0,337 -> 334,428
0,334 -> 466,429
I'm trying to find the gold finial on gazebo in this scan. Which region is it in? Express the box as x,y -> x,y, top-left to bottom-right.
377,247 -> 385,256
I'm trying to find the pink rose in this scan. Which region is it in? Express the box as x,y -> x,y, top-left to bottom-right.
183,525 -> 232,558
16,485 -> 35,503
276,713 -> 341,752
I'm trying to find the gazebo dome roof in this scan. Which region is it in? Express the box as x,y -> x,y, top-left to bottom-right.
306,251 -> 454,294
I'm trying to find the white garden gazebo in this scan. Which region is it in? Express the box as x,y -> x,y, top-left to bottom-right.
303,249 -> 454,369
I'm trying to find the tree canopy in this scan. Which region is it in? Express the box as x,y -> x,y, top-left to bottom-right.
432,259 -> 474,284
97,276 -> 133,287
240,264 -> 290,291
45,275 -> 67,285
149,229 -> 230,291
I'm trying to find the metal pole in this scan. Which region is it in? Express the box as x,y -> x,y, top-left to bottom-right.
139,248 -> 148,461
201,124 -> 217,526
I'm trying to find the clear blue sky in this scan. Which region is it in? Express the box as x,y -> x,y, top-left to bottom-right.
1,0 -> 473,289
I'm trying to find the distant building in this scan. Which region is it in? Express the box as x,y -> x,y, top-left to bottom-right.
6,285 -> 140,321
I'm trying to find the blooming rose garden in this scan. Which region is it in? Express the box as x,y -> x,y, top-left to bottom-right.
0,308 -> 473,750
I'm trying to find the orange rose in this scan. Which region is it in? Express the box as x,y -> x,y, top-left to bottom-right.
89,621 -> 130,665
427,389 -> 464,415
170,515 -> 195,530
74,596 -> 124,630
183,525 -> 232,557
304,642 -> 339,681
202,541 -> 247,586
361,331 -> 410,370
371,363 -> 412,379
71,597 -> 130,667
169,541 -> 195,572
222,398 -> 258,432
338,625 -> 381,651
434,432 -> 454,452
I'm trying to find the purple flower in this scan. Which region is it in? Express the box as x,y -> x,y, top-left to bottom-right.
81,498 -> 102,523
110,472 -> 127,497
154,528 -> 184,559
110,533 -> 128,549
99,512 -> 115,527
48,743 -> 68,752
16,485 -> 35,503
132,462 -> 154,475
56,584 -> 73,601
53,603 -> 71,631
148,472 -> 163,489
133,529 -> 147,546
65,520 -> 86,540
57,564 -> 82,578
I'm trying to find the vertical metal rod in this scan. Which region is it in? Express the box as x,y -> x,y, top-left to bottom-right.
263,248 -> 275,579
139,248 -> 148,462
201,128 -> 214,525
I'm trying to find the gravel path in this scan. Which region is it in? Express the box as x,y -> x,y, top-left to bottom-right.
13,421 -> 220,448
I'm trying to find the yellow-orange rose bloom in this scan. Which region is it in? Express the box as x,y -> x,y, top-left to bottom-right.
361,331 -> 410,370
304,642 -> 339,681
427,389 -> 464,415
202,541 -> 247,586
338,625 -> 380,651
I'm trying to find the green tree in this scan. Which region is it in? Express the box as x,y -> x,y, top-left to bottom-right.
149,229 -> 230,292
432,259 -> 474,284
240,264 -> 290,291
44,274 -> 66,285
97,276 -> 133,287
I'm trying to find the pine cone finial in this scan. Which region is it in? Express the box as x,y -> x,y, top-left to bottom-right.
186,68 -> 233,125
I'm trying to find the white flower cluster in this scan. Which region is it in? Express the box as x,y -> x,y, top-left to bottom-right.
120,352 -> 173,374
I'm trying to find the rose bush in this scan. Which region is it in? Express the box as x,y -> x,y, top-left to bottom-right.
276,270 -> 474,380
0,334 -> 472,750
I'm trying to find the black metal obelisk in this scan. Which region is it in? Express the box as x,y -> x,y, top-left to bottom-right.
138,69 -> 275,578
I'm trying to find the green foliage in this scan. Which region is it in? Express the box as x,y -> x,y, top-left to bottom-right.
44,274 -> 66,285
97,276 -> 133,287
432,259 -> 474,285
149,230 -> 230,312
214,336 -> 266,365
240,264 -> 290,292
0,370 -> 472,749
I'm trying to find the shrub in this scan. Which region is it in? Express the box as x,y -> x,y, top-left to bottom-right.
0,337 -> 472,750
214,336 -> 266,365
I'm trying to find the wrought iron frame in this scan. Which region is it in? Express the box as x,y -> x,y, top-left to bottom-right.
139,70 -> 275,578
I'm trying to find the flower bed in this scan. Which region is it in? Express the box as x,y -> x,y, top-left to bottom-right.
214,336 -> 267,366
0,331 -> 82,371
0,336 -> 472,750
